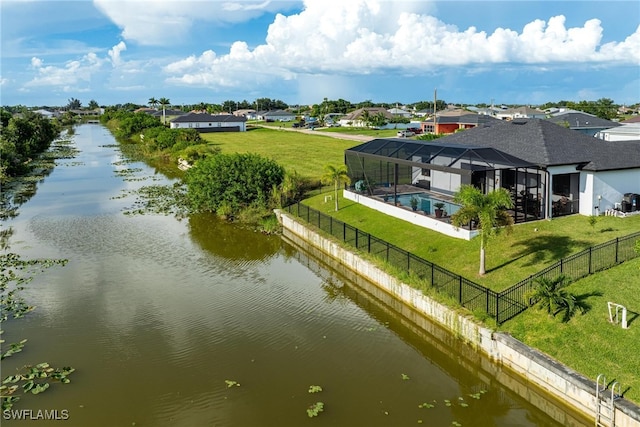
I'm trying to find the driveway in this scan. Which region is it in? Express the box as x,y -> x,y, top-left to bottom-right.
255,124 -> 374,142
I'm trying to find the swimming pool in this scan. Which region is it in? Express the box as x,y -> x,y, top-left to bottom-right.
393,193 -> 460,216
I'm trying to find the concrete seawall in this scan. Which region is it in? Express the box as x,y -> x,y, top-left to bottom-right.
275,209 -> 640,427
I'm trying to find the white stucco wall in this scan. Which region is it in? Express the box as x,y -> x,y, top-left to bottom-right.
344,190 -> 478,240
589,169 -> 640,212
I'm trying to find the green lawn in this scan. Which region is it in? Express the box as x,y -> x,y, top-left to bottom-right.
302,191 -> 640,291
199,128 -> 356,181
503,258 -> 640,404
301,191 -> 640,404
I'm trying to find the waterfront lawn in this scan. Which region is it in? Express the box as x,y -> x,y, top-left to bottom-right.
503,257 -> 640,405
299,191 -> 640,405
199,128 -> 355,181
301,191 -> 640,290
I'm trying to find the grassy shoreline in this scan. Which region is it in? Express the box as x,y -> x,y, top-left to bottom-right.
102,122 -> 640,404
297,191 -> 640,404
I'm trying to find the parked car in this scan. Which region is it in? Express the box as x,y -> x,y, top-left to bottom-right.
397,130 -> 415,138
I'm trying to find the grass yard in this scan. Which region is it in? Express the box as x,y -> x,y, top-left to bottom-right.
302,191 -> 640,290
300,190 -> 640,405
199,127 -> 356,181
503,257 -> 640,404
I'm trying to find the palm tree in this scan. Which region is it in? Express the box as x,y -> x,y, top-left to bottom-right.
360,109 -> 371,128
159,97 -> 170,124
528,275 -> 586,322
451,185 -> 514,275
321,164 -> 351,211
148,97 -> 158,110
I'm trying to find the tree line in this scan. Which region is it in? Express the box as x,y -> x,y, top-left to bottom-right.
0,109 -> 62,179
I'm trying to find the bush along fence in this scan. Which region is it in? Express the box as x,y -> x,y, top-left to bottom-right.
284,203 -> 640,325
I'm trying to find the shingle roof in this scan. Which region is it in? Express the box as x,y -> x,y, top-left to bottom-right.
342,107 -> 394,121
430,118 -> 640,171
171,112 -> 246,123
545,111 -> 620,129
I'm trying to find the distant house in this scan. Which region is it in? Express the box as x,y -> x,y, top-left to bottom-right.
545,110 -> 620,136
595,123 -> 640,142
339,107 -> 395,127
233,109 -> 256,119
262,110 -> 296,122
387,107 -> 412,118
33,109 -> 59,119
494,106 -> 546,121
170,112 -> 247,132
420,111 -> 500,135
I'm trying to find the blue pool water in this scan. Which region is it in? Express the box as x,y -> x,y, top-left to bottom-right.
394,193 -> 460,216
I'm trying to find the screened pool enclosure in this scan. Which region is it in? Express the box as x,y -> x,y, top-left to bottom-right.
345,138 -> 548,223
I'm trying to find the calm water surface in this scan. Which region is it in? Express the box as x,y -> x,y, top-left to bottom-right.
1,125 -> 589,426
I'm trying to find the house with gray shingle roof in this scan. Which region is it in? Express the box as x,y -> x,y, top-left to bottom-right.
170,112 -> 247,132
545,110 -> 620,136
344,118 -> 640,227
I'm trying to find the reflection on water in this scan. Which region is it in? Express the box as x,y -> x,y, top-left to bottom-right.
1,125 -> 590,426
188,212 -> 281,261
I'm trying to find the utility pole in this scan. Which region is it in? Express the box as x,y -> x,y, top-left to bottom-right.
433,88 -> 437,134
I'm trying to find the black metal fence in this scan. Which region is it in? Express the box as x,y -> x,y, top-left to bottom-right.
284,203 -> 640,324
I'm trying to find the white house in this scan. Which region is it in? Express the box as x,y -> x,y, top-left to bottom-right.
262,110 -> 296,122
595,123 -> 640,142
494,106 -> 546,121
344,119 -> 640,228
170,112 -> 247,132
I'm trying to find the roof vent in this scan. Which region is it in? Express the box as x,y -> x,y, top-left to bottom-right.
512,118 -> 528,125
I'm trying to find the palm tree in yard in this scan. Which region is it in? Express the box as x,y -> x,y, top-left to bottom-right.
528,275 -> 586,322
451,184 -> 514,275
159,97 -> 171,124
321,164 -> 351,211
148,97 -> 158,110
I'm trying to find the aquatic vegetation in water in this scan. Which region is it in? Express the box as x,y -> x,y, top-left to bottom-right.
225,380 -> 240,388
308,385 -> 322,393
401,373 -> 410,380
1,253 -> 73,411
306,401 -> 324,417
119,183 -> 189,218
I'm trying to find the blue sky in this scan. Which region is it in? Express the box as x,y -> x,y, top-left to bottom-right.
1,0 -> 639,108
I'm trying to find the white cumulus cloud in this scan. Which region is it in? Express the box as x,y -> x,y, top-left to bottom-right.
25,52 -> 107,91
108,41 -> 127,66
93,0 -> 298,45
162,0 -> 640,91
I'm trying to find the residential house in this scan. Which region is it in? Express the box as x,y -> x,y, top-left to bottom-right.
420,111 -> 500,135
494,106 -> 546,121
595,123 -> 640,142
545,110 -> 620,136
170,112 -> 247,132
33,109 -> 59,119
344,119 -> 640,230
262,110 -> 296,122
233,109 -> 257,119
338,107 -> 395,127
387,107 -> 412,118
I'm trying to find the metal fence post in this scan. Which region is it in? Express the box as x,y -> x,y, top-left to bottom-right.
459,276 -> 463,304
615,237 -> 619,263
367,234 -> 371,253
560,258 -> 563,273
588,247 -> 592,274
343,222 -> 346,242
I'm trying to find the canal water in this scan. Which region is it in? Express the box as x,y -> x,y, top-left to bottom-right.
1,124 -> 590,426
